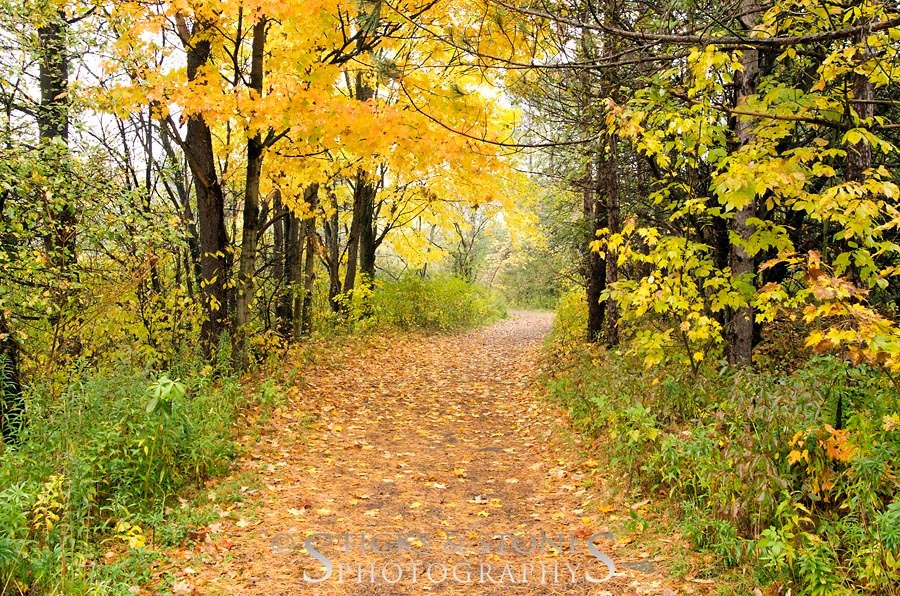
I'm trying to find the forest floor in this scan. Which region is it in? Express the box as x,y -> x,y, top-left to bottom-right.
157,312 -> 720,595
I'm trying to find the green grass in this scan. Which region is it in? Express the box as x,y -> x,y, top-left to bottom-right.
0,362 -> 282,594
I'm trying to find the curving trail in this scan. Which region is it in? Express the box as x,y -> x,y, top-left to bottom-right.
163,312 -> 712,595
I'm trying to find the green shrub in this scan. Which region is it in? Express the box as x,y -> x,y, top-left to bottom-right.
370,274 -> 507,332
548,290 -> 588,346
545,318 -> 900,594
0,364 -> 252,593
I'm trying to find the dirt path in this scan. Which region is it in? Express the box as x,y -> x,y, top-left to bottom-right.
167,312 -> 710,595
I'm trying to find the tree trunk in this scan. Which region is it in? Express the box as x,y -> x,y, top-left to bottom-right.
39,10 -> 74,267
600,140 -> 620,346
299,184 -> 319,337
846,32 -> 873,184
323,192 -> 342,312
584,160 -> 606,342
273,191 -> 291,337
182,22 -> 230,357
233,17 -> 267,366
355,73 -> 376,286
283,210 -> 303,336
343,73 -> 377,301
727,1 -> 762,367
360,172 -> 379,281
18,7 -> 73,428
841,30 -> 873,323
38,11 -> 68,144
343,169 -> 370,299
360,207 -> 377,281
39,8 -> 76,361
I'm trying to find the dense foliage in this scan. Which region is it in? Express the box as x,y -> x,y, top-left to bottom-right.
369,275 -> 507,332
506,1 -> 900,590
0,368 -> 245,592
546,295 -> 900,594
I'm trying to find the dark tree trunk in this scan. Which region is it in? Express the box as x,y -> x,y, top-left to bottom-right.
0,309 -> 23,444
323,192 -> 342,312
600,141 -> 620,346
282,210 -> 303,337
10,8 -> 74,434
583,160 -> 606,343
273,191 -> 291,337
234,17 -> 268,366
711,206 -> 731,271
39,8 -> 76,360
846,32 -> 873,185
38,11 -> 69,144
360,207 -> 377,281
299,184 -> 319,337
360,173 -> 379,281
343,169 -> 375,298
727,1 -> 762,367
39,9 -> 75,269
343,73 -> 377,300
181,19 -> 230,357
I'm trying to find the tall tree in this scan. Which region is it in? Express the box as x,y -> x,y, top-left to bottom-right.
172,14 -> 230,356
584,158 -> 606,342
727,0 -> 763,366
234,14 -> 269,366
299,183 -> 319,337
3,3 -> 72,441
600,137 -> 620,346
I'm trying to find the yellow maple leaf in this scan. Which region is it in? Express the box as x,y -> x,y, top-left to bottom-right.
787,449 -> 808,465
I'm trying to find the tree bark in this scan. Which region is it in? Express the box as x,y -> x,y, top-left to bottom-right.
38,10 -> 68,144
360,202 -> 377,282
234,17 -> 267,366
343,73 -> 377,302
272,191 -> 291,337
600,140 -> 620,346
39,11 -> 75,266
284,210 -> 303,334
343,169 -> 373,299
584,160 -> 606,342
727,1 -> 762,367
39,8 -> 76,349
360,168 -> 381,281
846,32 -> 873,185
299,184 -> 319,337
181,20 -> 230,357
322,191 -> 343,312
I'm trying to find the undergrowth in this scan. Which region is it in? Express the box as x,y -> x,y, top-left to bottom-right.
545,292 -> 900,595
367,274 -> 507,332
0,356 -> 284,594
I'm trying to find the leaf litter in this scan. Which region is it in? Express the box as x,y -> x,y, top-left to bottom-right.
156,312 -> 716,595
